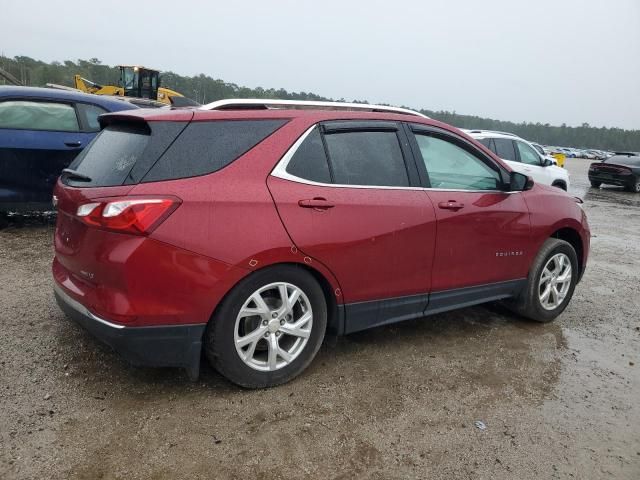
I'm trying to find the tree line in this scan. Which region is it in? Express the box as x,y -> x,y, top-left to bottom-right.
2,55 -> 639,151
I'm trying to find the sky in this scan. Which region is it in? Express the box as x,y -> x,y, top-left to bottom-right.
2,0 -> 639,129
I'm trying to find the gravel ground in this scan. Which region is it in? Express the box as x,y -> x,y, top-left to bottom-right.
0,158 -> 638,479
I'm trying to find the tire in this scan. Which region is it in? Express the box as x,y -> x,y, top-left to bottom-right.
552,181 -> 567,191
625,178 -> 640,193
590,181 -> 601,188
205,265 -> 327,388
507,238 -> 578,323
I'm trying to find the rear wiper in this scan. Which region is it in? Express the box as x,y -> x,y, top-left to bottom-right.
61,168 -> 92,182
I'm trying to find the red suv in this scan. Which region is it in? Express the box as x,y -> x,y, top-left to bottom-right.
52,100 -> 590,388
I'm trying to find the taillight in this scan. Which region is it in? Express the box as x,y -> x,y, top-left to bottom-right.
76,197 -> 180,235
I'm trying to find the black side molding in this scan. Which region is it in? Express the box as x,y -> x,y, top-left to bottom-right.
343,279 -> 527,334
424,279 -> 526,316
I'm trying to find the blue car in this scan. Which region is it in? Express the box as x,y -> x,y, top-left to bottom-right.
0,86 -> 138,213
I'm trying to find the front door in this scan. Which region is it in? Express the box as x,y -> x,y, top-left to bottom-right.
407,125 -> 531,293
268,122 -> 437,332
513,139 -> 552,185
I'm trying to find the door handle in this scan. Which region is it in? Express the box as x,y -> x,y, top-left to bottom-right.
64,141 -> 82,148
437,201 -> 465,211
298,197 -> 334,210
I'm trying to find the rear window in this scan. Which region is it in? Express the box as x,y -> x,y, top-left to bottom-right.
66,119 -> 287,187
67,123 -> 150,186
143,119 -> 287,182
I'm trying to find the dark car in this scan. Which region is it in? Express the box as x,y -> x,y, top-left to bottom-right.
0,86 -> 138,213
588,154 -> 640,192
52,100 -> 590,387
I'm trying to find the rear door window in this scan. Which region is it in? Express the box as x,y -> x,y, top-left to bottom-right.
143,120 -> 287,182
0,100 -> 79,132
323,130 -> 409,187
493,138 -> 517,161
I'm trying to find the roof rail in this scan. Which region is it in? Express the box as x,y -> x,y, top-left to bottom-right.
464,129 -> 518,137
200,99 -> 429,118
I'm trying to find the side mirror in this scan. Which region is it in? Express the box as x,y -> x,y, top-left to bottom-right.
509,171 -> 534,191
542,158 -> 554,167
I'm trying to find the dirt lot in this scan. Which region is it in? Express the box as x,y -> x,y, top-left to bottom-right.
1,158 -> 638,479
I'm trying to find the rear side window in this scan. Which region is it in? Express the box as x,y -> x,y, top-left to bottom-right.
0,100 -> 79,132
67,123 -> 150,186
76,103 -> 108,131
477,137 -> 496,153
493,138 -> 517,161
324,131 -> 409,187
143,120 -> 287,182
286,127 -> 332,183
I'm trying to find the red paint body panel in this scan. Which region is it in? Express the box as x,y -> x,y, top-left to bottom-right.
522,184 -> 591,270
425,190 -> 532,291
53,108 -> 590,334
267,177 -> 437,303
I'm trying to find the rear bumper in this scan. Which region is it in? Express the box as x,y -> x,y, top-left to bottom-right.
588,172 -> 634,187
54,284 -> 205,380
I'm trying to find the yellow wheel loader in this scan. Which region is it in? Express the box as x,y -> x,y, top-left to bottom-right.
74,65 -> 198,107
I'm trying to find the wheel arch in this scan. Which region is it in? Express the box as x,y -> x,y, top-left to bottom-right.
550,227 -> 584,278
208,261 -> 343,337
551,180 -> 567,190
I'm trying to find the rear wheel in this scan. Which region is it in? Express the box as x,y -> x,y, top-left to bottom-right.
205,265 -> 327,388
590,181 -> 601,188
507,239 -> 578,323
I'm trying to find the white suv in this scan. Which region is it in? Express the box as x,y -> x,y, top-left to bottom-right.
465,130 -> 570,190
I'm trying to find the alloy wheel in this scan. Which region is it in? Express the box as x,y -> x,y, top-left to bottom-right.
234,282 -> 313,371
538,253 -> 572,311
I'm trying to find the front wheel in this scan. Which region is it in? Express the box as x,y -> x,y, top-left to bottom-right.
205,265 -> 327,388
507,238 -> 578,323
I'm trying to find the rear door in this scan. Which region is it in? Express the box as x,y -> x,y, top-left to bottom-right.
0,99 -> 93,207
407,124 -> 531,292
267,121 -> 437,331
